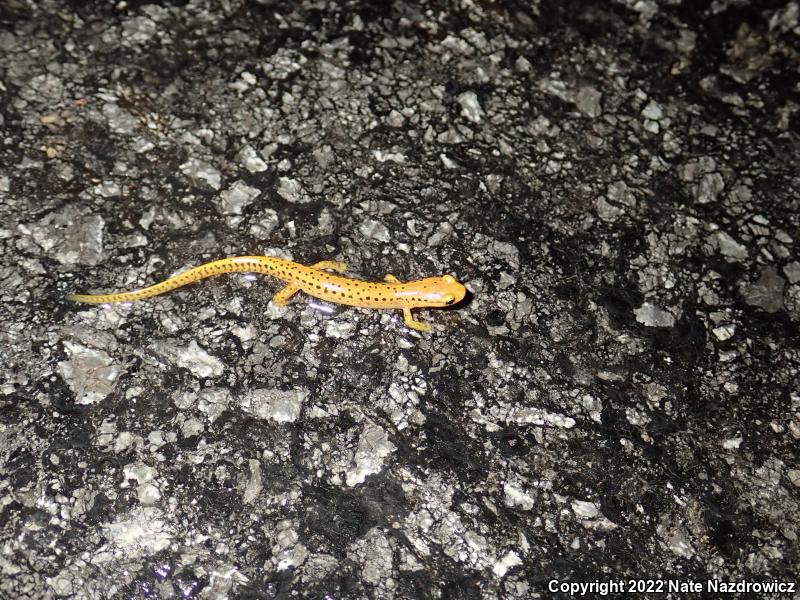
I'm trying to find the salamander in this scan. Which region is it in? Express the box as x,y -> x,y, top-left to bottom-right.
68,256 -> 467,332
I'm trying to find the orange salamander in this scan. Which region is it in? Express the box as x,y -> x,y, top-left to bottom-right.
68,256 -> 467,332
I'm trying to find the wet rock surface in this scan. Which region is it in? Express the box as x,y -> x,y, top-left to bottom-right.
1,1 -> 798,598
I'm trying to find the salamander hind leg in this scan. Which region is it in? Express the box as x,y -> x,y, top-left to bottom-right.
384,274 -> 400,283
310,260 -> 348,273
402,307 -> 432,333
273,284 -> 300,307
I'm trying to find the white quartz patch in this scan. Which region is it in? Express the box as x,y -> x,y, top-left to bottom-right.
28,206 -> 105,265
595,196 -> 623,221
179,158 -> 222,190
104,507 -> 173,558
572,499 -> 601,519
742,266 -> 785,313
57,341 -> 120,405
277,176 -> 307,203
487,239 -> 521,269
218,180 -> 261,215
103,102 -> 138,134
272,520 -> 309,571
507,407 -> 575,429
712,323 -> 736,341
571,499 -> 618,532
373,149 -> 407,163
722,437 -> 743,450
457,91 -> 484,123
197,387 -> 231,422
348,528 -> 394,586
175,340 -> 224,378
783,261 -> 800,284
237,144 -> 268,172
661,523 -> 694,558
358,219 -> 390,242
503,482 -> 535,511
642,100 -> 664,120
492,550 -> 523,577
325,320 -> 355,339
243,459 -> 263,504
575,86 -> 603,118
346,424 -> 396,486
244,388 -> 307,422
122,461 -> 161,505
634,302 -> 676,328
715,231 -> 748,260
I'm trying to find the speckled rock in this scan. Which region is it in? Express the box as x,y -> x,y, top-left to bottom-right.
1,2 -> 798,598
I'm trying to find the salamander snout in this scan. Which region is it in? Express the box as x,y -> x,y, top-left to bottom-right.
396,274 -> 467,308
435,274 -> 466,306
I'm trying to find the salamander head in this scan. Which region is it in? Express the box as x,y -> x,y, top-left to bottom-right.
400,274 -> 467,307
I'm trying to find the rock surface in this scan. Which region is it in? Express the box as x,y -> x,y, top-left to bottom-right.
1,1 -> 798,598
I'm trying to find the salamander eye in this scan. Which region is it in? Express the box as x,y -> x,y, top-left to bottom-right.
443,275 -> 456,283
444,295 -> 455,305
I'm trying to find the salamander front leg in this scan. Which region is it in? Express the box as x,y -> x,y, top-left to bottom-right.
310,260 -> 348,273
402,307 -> 432,333
384,274 -> 400,283
273,284 -> 300,307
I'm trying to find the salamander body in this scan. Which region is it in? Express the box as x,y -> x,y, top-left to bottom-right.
68,256 -> 466,332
